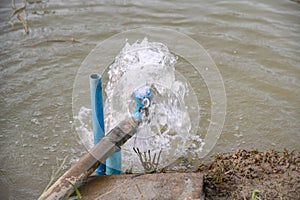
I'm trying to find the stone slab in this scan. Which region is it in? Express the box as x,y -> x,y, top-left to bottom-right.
80,173 -> 203,200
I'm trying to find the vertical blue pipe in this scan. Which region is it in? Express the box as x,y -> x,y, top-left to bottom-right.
89,73 -> 106,175
106,151 -> 121,174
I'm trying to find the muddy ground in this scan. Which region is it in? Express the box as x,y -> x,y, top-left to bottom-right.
76,149 -> 299,200
195,149 -> 300,200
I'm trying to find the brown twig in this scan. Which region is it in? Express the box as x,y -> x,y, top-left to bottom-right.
12,4 -> 26,17
46,38 -> 81,43
10,0 -> 29,34
17,14 -> 29,34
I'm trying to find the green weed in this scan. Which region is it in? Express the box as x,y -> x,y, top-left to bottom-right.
251,189 -> 261,200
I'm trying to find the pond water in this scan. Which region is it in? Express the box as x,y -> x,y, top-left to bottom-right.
0,0 -> 299,199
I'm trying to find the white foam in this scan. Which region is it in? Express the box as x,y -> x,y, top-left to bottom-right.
74,106 -> 93,150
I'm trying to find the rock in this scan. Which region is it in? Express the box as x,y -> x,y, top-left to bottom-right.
80,173 -> 203,200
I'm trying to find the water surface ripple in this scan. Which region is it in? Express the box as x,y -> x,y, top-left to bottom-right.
0,0 -> 299,199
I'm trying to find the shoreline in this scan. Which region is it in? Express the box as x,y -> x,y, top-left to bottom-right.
76,149 -> 299,199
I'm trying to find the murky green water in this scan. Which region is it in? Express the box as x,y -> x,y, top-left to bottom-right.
0,0 -> 299,199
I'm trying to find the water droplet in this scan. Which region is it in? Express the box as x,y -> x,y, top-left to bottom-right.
39,162 -> 45,167
31,118 -> 40,125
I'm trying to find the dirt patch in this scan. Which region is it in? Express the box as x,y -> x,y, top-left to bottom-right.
195,149 -> 300,200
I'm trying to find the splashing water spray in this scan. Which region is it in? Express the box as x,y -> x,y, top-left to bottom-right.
72,28 -> 226,166
72,32 -> 226,175
104,38 -> 203,172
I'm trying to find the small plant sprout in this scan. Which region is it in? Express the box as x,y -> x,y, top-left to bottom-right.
251,189 -> 261,200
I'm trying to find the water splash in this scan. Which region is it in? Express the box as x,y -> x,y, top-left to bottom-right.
74,106 -> 93,150
105,38 -> 177,130
74,38 -> 204,172
104,38 -> 204,172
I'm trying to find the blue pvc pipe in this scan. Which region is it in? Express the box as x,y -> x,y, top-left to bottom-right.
90,73 -> 122,175
106,151 -> 121,174
89,73 -> 106,175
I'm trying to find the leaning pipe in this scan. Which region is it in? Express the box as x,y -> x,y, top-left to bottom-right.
38,118 -> 138,200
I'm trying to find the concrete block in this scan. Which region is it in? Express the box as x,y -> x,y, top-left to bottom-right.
80,173 -> 203,200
